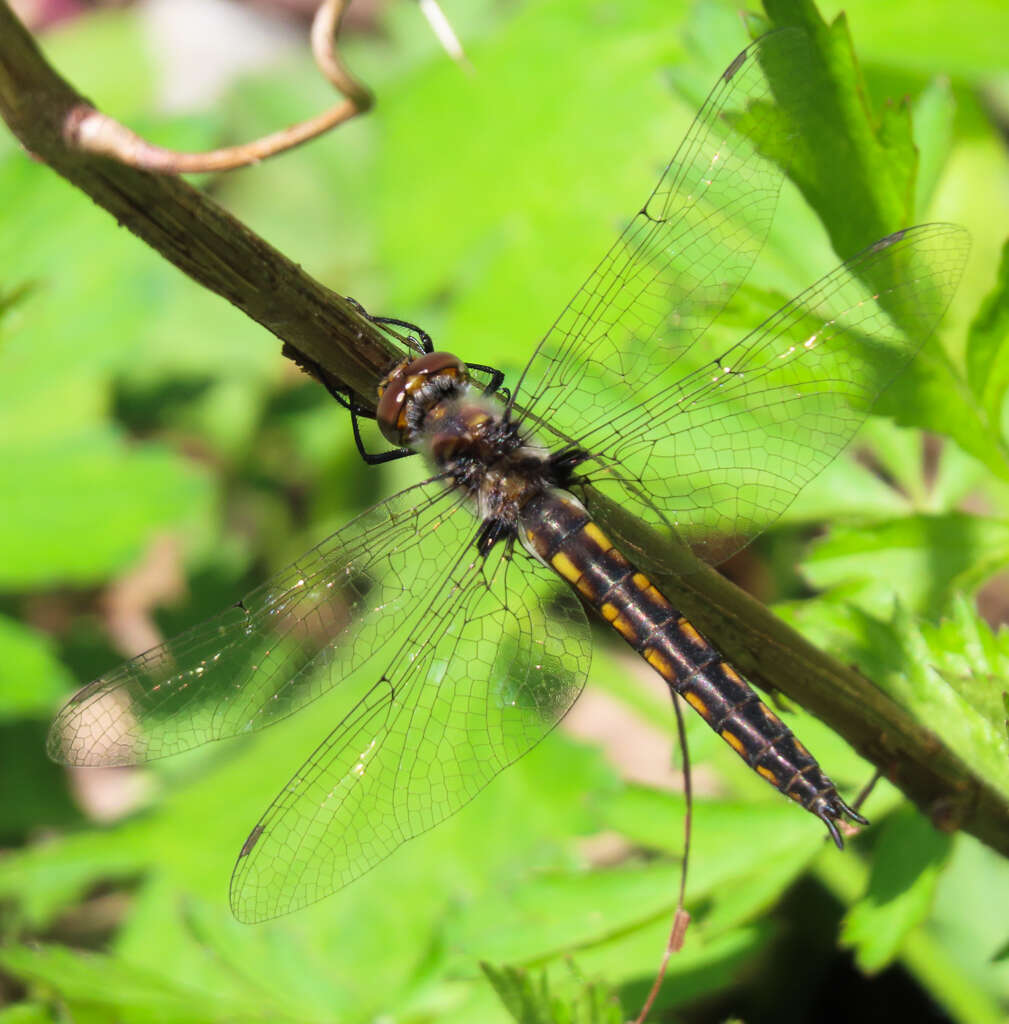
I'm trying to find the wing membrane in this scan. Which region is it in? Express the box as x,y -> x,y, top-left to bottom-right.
229,543 -> 589,921
48,479 -> 471,765
575,224 -> 970,562
511,28 -> 813,430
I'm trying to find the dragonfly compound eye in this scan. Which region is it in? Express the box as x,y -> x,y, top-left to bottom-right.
377,352 -> 466,446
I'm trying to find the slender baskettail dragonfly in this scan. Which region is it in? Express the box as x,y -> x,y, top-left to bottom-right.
49,28 -> 969,922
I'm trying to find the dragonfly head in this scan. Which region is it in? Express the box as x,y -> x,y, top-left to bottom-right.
377,351 -> 468,447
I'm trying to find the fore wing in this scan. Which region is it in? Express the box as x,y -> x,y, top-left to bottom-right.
511,28 -> 812,436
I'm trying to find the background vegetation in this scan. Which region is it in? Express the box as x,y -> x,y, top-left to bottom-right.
1,0 -> 1008,1020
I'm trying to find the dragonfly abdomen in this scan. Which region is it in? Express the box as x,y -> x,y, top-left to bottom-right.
519,488 -> 865,847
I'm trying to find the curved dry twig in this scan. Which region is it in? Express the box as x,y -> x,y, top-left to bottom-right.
64,0 -> 369,174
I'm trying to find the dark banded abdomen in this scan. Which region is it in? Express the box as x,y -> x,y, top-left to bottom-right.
519,488 -> 865,846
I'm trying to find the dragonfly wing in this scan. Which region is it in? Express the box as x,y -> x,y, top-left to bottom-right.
48,479 -> 474,766
511,27 -> 814,435
228,540 -> 589,922
577,223 -> 970,564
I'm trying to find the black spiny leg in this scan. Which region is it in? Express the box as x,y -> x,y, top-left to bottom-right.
549,446 -> 590,485
475,517 -> 513,556
346,296 -> 433,355
348,404 -> 417,466
290,346 -> 417,467
466,362 -> 506,399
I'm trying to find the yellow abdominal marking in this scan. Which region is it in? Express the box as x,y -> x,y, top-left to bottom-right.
756,701 -> 779,722
600,602 -> 619,622
610,613 -> 638,642
720,729 -> 745,755
643,647 -> 674,679
630,572 -> 672,607
683,690 -> 711,720
582,522 -> 613,551
793,739 -> 811,759
575,576 -> 596,600
720,662 -> 742,683
757,765 -> 778,784
677,618 -> 703,644
551,551 -> 583,584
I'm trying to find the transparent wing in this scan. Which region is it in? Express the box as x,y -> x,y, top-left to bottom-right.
229,541 -> 589,922
47,478 -> 473,766
573,224 -> 971,564
511,27 -> 813,432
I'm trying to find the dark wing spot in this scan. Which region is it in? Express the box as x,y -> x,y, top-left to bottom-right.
723,49 -> 747,81
239,824 -> 265,858
871,229 -> 907,252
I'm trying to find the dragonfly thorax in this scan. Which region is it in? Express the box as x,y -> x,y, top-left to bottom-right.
381,353 -> 570,541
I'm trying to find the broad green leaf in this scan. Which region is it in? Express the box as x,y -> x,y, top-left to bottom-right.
761,0 -> 916,255
967,238 -> 1009,434
781,594 -> 1009,803
481,963 -> 623,1024
0,615 -> 74,719
376,0 -> 691,374
930,835 -> 1009,1006
0,430 -> 212,587
802,514 -> 1009,618
0,945 -> 277,1024
819,0 -> 1009,76
841,806 -> 952,971
912,76 -> 957,218
451,862 -> 686,966
0,1005 -> 53,1024
580,920 -> 774,1011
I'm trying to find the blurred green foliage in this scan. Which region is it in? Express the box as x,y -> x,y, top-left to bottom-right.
1,0 -> 1009,1021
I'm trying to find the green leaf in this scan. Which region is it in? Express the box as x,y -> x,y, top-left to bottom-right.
967,238 -> 1009,434
783,593 -> 1009,803
0,615 -> 74,719
452,861 -> 686,967
0,430 -> 212,587
802,514 -> 1009,618
0,1005 -> 54,1024
481,963 -> 623,1024
841,806 -> 953,971
0,945 -> 277,1024
0,825 -> 148,928
814,0 -> 1009,76
912,75 -> 957,218
761,0 -> 916,255
930,834 -> 1009,1008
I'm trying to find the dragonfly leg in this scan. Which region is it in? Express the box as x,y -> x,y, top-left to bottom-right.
345,296 -> 433,355
287,343 -> 418,466
466,361 -> 506,398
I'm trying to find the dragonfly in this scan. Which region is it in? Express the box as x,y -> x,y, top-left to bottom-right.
49,28 -> 969,924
